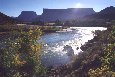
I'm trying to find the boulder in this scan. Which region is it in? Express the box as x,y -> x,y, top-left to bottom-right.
63,45 -> 74,56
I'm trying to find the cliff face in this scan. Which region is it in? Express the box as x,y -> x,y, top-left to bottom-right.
17,11 -> 38,22
39,8 -> 95,21
0,12 -> 17,25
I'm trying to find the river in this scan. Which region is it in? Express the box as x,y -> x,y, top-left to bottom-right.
39,27 -> 106,67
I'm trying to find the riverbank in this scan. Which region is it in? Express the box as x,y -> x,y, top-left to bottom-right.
45,25 -> 115,77
0,25 -> 63,40
0,25 -> 64,35
1,24 -> 115,77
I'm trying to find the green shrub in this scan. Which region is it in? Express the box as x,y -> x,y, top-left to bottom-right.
88,26 -> 115,77
0,27 -> 46,77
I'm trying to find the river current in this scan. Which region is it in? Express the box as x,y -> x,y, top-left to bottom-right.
39,27 -> 106,67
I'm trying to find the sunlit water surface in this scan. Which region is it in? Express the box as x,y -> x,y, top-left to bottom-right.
39,27 -> 106,67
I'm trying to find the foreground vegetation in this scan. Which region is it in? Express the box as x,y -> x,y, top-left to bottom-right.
0,27 -> 47,77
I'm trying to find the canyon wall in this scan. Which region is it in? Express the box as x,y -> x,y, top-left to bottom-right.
39,8 -> 95,21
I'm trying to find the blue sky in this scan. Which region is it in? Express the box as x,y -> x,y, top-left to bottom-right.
0,0 -> 115,17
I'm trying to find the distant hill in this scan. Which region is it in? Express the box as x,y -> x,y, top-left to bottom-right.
17,11 -> 38,22
85,6 -> 115,20
0,12 -> 17,25
38,8 -> 95,22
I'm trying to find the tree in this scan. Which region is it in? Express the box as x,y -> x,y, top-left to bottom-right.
32,20 -> 44,25
55,19 -> 63,26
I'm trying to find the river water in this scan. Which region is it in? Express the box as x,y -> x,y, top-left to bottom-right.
39,27 -> 106,67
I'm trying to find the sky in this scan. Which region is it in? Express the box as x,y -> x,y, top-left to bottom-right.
0,0 -> 115,17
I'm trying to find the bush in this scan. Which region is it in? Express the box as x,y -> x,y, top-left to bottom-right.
0,27 -> 46,77
88,26 -> 115,77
